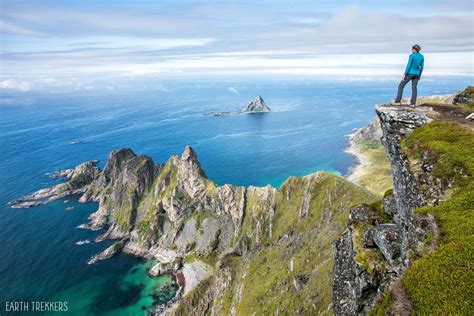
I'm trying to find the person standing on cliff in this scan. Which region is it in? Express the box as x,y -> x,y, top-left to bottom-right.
392,44 -> 424,107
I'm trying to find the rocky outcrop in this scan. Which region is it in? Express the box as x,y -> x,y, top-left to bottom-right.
333,105 -> 445,315
369,224 -> 400,265
375,106 -> 432,262
349,116 -> 383,144
241,96 -> 271,113
87,239 -> 127,264
9,160 -> 100,208
452,86 -> 473,105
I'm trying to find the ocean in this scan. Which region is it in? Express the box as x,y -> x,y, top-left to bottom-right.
0,77 -> 471,315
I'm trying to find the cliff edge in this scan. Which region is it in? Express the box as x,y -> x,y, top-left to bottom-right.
333,87 -> 474,315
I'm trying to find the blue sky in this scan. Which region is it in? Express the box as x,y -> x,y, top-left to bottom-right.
0,0 -> 473,91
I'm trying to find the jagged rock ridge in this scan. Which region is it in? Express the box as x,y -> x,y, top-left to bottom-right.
11,145 -> 376,315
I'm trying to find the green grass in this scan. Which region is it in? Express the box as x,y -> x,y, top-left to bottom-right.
212,172 -> 378,315
183,252 -> 219,268
369,291 -> 393,316
174,276 -> 214,315
400,121 -> 474,314
350,140 -> 393,196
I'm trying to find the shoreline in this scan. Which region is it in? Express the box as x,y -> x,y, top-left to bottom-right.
345,132 -> 369,183
343,117 -> 393,196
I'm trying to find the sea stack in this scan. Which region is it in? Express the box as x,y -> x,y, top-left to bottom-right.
241,96 -> 271,113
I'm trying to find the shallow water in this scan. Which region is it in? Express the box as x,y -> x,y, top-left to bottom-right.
0,77 -> 471,314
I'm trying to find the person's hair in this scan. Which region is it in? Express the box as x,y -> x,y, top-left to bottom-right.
412,44 -> 421,52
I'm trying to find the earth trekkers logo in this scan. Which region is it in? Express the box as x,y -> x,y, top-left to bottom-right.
4,301 -> 69,313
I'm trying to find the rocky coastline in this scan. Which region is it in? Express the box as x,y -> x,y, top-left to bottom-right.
10,87 -> 473,315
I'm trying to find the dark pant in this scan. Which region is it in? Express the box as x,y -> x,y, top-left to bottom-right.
395,75 -> 420,105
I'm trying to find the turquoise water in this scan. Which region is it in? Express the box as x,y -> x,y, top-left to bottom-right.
0,77 -> 471,314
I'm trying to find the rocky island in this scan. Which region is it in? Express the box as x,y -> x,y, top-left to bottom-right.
240,95 -> 271,113
10,87 -> 474,315
206,95 -> 271,116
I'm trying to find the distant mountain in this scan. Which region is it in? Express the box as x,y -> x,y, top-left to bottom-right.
241,95 -> 271,113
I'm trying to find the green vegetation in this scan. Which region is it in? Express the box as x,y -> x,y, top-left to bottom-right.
206,180 -> 217,195
114,196 -> 134,231
183,253 -> 218,268
364,199 -> 393,224
369,292 -> 393,316
70,173 -> 87,186
352,222 -> 385,274
350,140 -> 393,196
400,121 -> 474,314
213,172 -> 378,315
174,276 -> 214,315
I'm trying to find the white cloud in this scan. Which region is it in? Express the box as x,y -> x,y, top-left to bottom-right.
228,86 -> 239,94
0,20 -> 45,36
0,3 -> 472,81
0,79 -> 32,92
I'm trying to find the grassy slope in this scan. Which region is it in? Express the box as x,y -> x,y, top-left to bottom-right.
213,173 -> 377,315
350,139 -> 393,196
400,121 -> 474,314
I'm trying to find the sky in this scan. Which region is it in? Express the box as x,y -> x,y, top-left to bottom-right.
0,0 -> 473,92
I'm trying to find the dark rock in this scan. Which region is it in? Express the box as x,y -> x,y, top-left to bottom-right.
382,194 -> 397,217
452,87 -> 473,105
333,231 -> 358,315
363,229 -> 375,248
372,224 -> 400,264
293,275 -> 309,292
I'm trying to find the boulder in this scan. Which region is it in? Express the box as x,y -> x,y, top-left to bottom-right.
372,224 -> 400,264
453,87 -> 473,105
349,205 -> 372,224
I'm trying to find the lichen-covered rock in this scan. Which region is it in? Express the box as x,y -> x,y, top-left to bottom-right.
349,205 -> 373,224
452,86 -> 473,105
333,230 -> 358,315
375,105 -> 431,265
382,193 -> 397,216
371,224 -> 400,264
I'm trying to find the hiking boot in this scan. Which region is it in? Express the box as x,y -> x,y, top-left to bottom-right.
409,104 -> 416,108
390,100 -> 402,106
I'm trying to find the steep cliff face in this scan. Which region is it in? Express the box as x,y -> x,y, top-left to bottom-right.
333,106 -> 435,314
333,92 -> 474,315
375,107 -> 432,263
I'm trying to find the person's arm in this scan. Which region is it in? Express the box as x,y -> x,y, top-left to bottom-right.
419,56 -> 424,77
404,54 -> 413,76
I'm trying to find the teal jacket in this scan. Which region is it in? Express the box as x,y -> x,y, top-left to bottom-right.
405,52 -> 424,77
